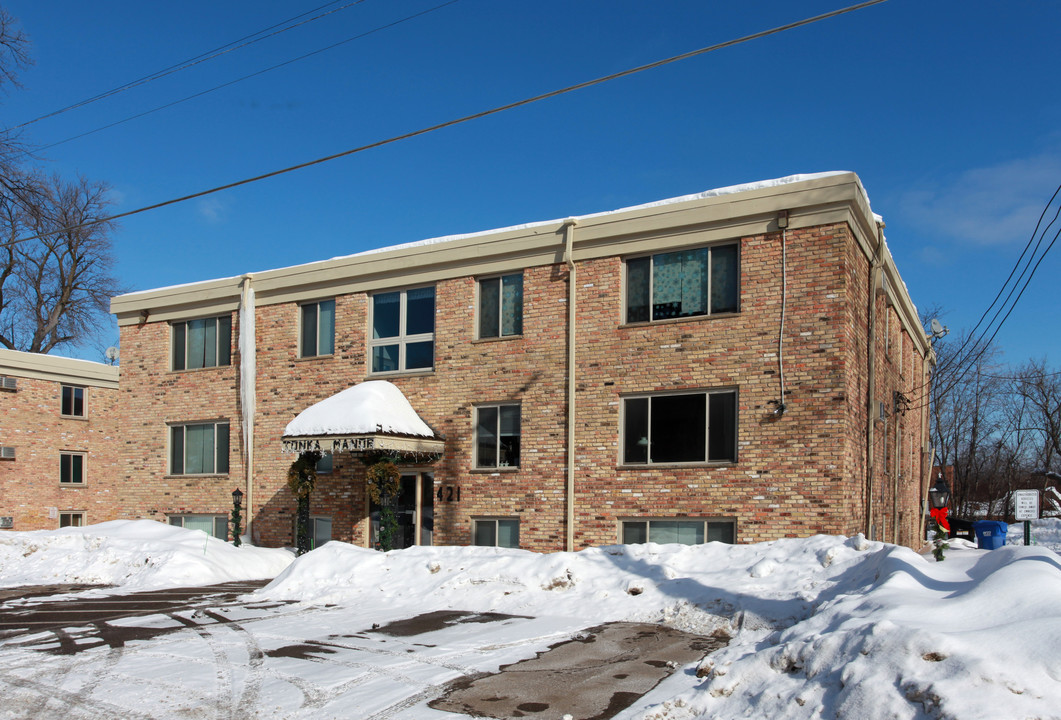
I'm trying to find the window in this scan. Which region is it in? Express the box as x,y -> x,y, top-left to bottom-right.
475,404 -> 520,468
59,512 -> 84,528
479,273 -> 523,338
170,422 -> 230,475
169,515 -> 228,539
622,390 -> 737,464
172,316 -> 232,370
299,299 -> 335,358
370,287 -> 434,373
293,516 -> 332,549
61,385 -> 85,417
316,453 -> 333,474
60,452 -> 85,485
625,244 -> 738,323
473,518 -> 519,548
621,518 -> 735,545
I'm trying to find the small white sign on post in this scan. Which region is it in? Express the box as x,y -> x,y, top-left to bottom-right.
1013,490 -> 1040,521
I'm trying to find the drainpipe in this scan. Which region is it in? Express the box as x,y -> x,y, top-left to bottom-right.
893,399 -> 901,544
562,218 -> 578,552
865,223 -> 885,540
917,351 -> 936,545
239,275 -> 257,538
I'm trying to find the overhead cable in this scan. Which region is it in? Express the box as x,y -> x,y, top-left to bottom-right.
10,0 -> 364,131
1,0 -> 890,249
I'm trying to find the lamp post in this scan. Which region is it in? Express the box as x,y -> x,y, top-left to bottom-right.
231,488 -> 244,547
928,474 -> 951,561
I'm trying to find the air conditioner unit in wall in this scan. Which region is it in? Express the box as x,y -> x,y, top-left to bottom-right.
0,446 -> 15,459
0,376 -> 16,390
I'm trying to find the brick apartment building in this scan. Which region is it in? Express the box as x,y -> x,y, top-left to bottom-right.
0,349 -> 120,530
108,172 -> 933,552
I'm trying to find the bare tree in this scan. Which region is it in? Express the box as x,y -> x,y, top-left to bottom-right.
1013,359 -> 1061,473
0,173 -> 121,353
928,326 -> 1011,516
0,9 -> 122,355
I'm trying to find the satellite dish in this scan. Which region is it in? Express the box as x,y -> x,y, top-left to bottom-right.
929,319 -> 948,340
105,346 -> 119,364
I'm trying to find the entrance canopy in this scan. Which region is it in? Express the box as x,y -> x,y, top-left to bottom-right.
281,380 -> 444,456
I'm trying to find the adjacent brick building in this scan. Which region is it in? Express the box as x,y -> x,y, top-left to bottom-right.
0,349 -> 120,530
109,173 -> 933,551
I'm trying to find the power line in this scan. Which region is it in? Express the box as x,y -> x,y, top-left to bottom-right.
1,0 -> 890,250
30,0 -> 462,155
11,0 -> 364,131
905,183 -> 1061,414
933,185 -> 1061,381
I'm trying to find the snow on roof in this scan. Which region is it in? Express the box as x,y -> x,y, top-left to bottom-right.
283,380 -> 437,439
114,172 -> 855,300
316,172 -> 855,264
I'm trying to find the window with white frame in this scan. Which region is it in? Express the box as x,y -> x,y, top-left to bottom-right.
300,299 -> 335,358
475,404 -> 520,468
170,422 -> 230,475
473,518 -> 519,548
169,514 -> 228,539
478,273 -> 523,339
59,511 -> 84,528
60,452 -> 85,485
622,389 -> 737,464
625,243 -> 739,323
370,286 -> 435,373
61,385 -> 85,417
172,316 -> 232,370
621,518 -> 735,545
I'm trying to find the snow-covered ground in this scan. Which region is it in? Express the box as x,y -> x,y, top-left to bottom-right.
1,519 -> 1060,719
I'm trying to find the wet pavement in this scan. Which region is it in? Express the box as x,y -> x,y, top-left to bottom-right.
0,585 -> 728,719
0,581 -> 273,654
431,622 -> 726,720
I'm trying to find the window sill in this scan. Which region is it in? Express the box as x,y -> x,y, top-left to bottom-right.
60,415 -> 88,421
169,365 -> 232,375
295,354 -> 334,362
621,311 -> 740,329
472,335 -> 523,344
164,474 -> 230,480
471,466 -> 520,474
368,369 -> 435,379
616,461 -> 737,470
59,482 -> 86,488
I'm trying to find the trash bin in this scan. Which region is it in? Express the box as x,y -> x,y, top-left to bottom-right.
972,521 -> 1008,550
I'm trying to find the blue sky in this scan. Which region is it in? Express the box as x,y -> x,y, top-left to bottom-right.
4,0 -> 1059,365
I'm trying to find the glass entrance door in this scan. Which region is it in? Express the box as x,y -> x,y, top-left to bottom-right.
370,472 -> 433,549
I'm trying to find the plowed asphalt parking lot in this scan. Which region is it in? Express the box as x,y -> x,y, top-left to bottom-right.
0,583 -> 726,719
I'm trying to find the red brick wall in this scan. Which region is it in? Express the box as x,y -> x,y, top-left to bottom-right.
117,319 -> 244,528
0,375 -> 120,530
115,221 -> 929,551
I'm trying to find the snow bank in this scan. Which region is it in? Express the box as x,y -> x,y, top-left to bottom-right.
259,534 -> 1061,720
259,535 -> 882,635
0,520 -> 294,590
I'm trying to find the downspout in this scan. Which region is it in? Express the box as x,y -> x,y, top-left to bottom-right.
865,222 -> 885,540
893,395 -> 901,544
562,218 -> 578,552
917,350 -> 936,545
239,275 -> 257,539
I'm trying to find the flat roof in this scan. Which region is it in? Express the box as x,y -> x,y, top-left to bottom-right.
0,348 -> 120,388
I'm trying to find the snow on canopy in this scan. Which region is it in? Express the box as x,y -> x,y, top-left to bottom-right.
283,380 -> 437,439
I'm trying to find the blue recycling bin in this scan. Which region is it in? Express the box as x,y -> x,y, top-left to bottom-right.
972,521 -> 1008,550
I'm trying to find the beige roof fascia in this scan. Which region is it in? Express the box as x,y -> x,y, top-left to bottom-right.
109,173 -> 927,354
0,348 -> 119,388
